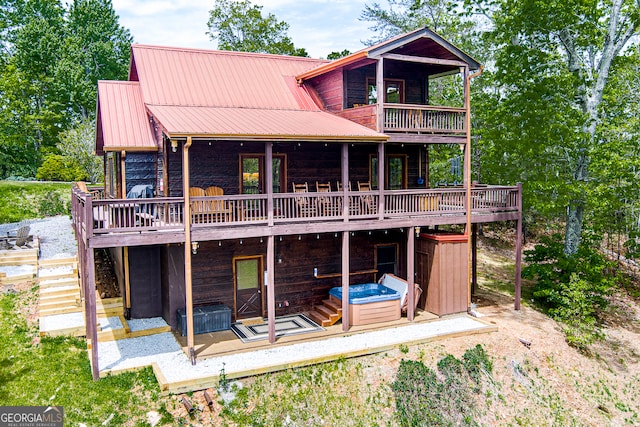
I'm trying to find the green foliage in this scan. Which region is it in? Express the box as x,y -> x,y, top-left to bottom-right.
207,0 -> 308,56
523,233 -> 615,350
327,49 -> 351,60
0,290 -> 171,425
392,346 -> 493,427
0,0 -> 131,179
36,154 -> 87,182
0,180 -> 71,223
56,119 -> 103,183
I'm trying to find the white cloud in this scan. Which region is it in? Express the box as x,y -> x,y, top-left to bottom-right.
111,0 -> 378,57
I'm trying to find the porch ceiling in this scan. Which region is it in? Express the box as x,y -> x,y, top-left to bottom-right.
147,105 -> 388,142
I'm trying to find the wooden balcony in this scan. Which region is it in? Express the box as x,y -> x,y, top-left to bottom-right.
72,185 -> 521,248
383,104 -> 466,134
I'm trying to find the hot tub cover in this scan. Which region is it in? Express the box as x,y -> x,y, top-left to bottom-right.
329,283 -> 400,304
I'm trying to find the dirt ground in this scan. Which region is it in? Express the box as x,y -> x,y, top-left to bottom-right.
170,232 -> 640,426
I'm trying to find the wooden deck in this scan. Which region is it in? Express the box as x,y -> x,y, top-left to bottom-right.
72,185 -> 521,248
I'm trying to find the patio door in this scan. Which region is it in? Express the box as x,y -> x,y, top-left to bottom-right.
234,256 -> 264,319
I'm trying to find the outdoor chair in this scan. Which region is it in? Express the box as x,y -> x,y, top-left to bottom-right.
357,181 -> 375,215
292,182 -> 315,217
316,182 -> 337,216
205,186 -> 233,222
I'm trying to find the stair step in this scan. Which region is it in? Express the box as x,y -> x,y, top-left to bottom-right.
39,293 -> 80,304
307,310 -> 332,328
39,306 -> 83,316
322,298 -> 342,314
314,304 -> 340,321
39,278 -> 79,289
40,285 -> 79,295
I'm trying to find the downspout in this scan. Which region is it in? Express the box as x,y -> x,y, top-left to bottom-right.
181,136 -> 196,364
120,150 -> 127,198
465,66 -> 484,311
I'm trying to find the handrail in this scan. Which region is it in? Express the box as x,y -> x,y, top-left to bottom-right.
72,186 -> 521,236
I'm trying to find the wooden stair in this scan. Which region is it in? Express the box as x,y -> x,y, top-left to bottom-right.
308,297 -> 342,327
38,259 -> 82,317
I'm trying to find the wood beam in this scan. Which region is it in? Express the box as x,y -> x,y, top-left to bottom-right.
267,235 -> 276,342
464,66 -> 472,311
182,136 -> 196,364
514,182 -> 523,310
341,231 -> 350,332
376,58 -> 384,132
342,143 -> 349,221
377,142 -> 385,220
266,143 -> 274,226
387,134 -> 466,144
407,226 -> 415,321
382,53 -> 468,68
120,150 -> 127,198
86,246 -> 99,380
471,223 -> 478,296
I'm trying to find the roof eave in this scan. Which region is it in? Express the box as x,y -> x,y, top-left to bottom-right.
165,133 -> 389,143
296,51 -> 369,83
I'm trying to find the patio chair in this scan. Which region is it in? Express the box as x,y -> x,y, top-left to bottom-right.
316,182 -> 336,216
292,182 -> 314,217
189,187 -> 208,222
205,186 -> 233,221
357,181 -> 375,215
3,225 -> 32,249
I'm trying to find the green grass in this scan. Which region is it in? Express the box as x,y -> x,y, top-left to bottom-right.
0,289 -> 173,426
0,180 -> 72,223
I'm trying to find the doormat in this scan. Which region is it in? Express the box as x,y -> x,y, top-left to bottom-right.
231,314 -> 324,343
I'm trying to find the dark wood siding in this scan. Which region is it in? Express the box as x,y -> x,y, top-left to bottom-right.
128,246 -> 162,318
189,231 -> 408,319
161,244 -> 186,329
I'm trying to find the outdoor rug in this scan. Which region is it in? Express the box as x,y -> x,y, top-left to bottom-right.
231,314 -> 324,343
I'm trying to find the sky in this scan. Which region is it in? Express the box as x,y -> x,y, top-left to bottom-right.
111,0 -> 382,59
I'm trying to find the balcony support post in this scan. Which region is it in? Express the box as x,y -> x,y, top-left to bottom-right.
376,58 -> 384,132
407,226 -> 415,321
182,136 -> 196,364
514,182 -> 523,310
267,235 -> 276,342
341,143 -> 349,221
341,231 -> 350,332
266,142 -> 274,226
377,142 -> 385,219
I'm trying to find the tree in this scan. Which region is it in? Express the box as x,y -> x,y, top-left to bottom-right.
327,49 -> 351,60
0,0 -> 132,178
207,0 -> 308,56
56,118 -> 103,182
483,0 -> 640,254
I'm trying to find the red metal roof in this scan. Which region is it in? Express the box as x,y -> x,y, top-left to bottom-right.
130,45 -> 329,110
147,105 -> 387,141
96,81 -> 157,153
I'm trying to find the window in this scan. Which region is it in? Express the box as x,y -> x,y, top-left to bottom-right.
240,154 -> 286,194
105,153 -> 116,197
370,154 -> 407,190
367,78 -> 405,104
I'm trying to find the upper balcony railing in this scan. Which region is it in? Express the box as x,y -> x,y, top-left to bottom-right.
383,104 -> 466,134
72,185 -> 520,237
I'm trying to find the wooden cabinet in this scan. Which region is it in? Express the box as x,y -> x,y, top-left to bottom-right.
417,232 -> 468,316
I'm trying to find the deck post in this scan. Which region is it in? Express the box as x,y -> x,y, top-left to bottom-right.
85,246 -> 99,380
341,231 -> 350,331
266,143 -> 274,226
376,58 -> 384,132
341,143 -> 349,221
182,137 -> 196,364
267,235 -> 276,342
471,223 -> 478,296
407,226 -> 415,321
464,65 -> 472,310
377,142 -> 385,219
514,182 -> 523,310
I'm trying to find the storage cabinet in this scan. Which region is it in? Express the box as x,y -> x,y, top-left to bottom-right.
177,304 -> 231,336
417,232 -> 468,316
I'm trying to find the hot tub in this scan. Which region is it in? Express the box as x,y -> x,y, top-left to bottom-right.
329,283 -> 401,326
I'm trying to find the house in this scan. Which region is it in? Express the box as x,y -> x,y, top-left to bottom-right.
73,27 -> 523,380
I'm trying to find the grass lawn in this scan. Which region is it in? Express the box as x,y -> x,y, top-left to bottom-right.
0,181 -> 72,223
0,288 -> 173,426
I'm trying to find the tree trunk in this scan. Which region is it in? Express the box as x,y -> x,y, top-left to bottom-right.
564,200 -> 585,255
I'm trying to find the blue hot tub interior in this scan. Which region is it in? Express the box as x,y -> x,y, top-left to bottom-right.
329,283 -> 401,304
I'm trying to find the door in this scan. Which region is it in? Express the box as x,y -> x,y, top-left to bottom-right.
234,256 -> 264,319
375,244 -> 398,281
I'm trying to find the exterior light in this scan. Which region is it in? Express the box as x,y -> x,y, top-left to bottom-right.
171,139 -> 178,152
191,241 -> 199,254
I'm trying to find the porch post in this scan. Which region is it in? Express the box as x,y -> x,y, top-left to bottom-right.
514,182 -> 523,310
341,143 -> 349,221
471,223 -> 478,296
265,143 -> 274,226
407,226 -> 415,321
267,235 -> 276,342
83,195 -> 99,380
377,142 -> 385,220
182,136 -> 196,364
341,231 -> 350,331
376,58 -> 384,132
463,66 -> 472,310
120,150 -> 127,198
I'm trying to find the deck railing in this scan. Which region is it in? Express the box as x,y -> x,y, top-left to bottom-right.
383,104 -> 466,134
73,185 -> 520,236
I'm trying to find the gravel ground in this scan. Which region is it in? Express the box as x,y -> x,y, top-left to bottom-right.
98,315 -> 493,386
0,216 -> 77,277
